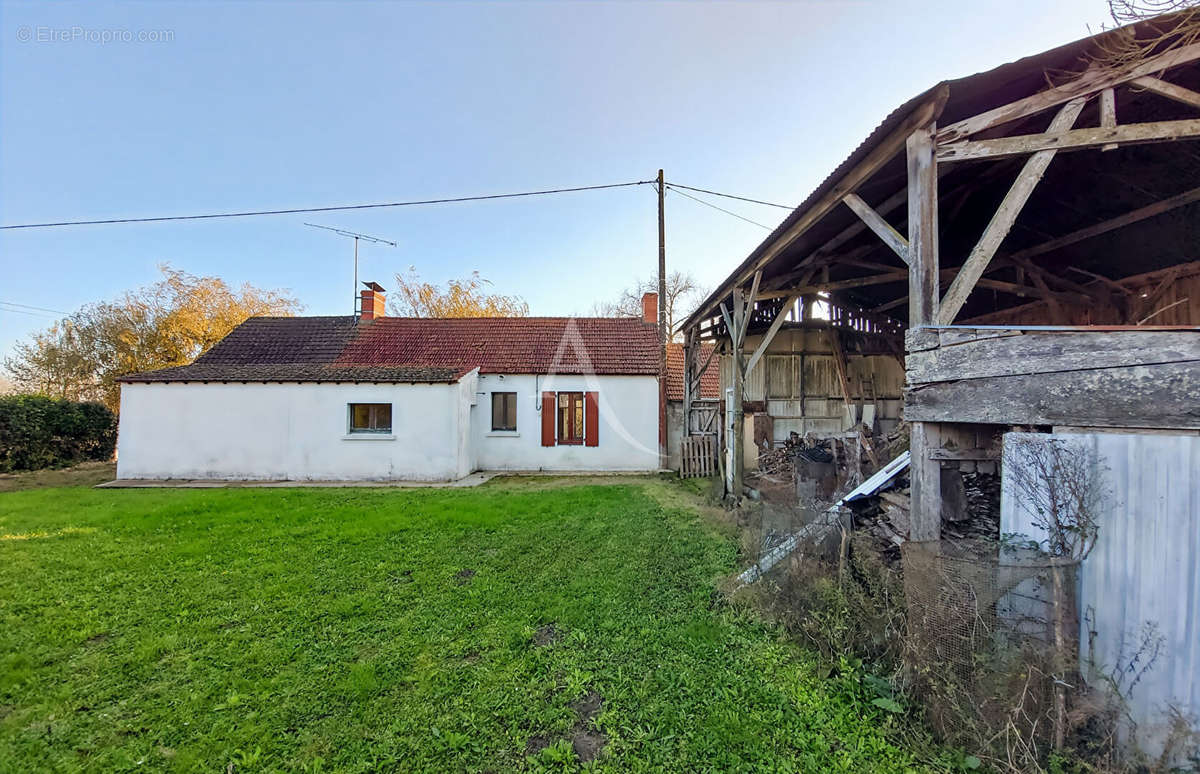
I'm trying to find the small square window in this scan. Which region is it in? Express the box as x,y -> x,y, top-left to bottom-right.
491,392 -> 517,432
349,403 -> 392,433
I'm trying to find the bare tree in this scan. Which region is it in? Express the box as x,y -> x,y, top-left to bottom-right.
1089,2 -> 1200,72
1006,435 -> 1107,563
1006,434 -> 1111,752
591,271 -> 702,337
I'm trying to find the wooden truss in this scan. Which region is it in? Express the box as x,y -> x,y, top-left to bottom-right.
682,34 -> 1200,505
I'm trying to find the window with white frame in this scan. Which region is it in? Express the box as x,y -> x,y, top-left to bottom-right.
491,392 -> 517,431
348,403 -> 392,433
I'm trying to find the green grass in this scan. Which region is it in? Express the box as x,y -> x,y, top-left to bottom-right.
0,480 -> 937,772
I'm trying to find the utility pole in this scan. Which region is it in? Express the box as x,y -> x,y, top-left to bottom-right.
304,223 -> 397,315
657,169 -> 667,470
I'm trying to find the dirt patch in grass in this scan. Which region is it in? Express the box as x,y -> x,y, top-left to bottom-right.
571,728 -> 607,763
83,632 -> 111,646
0,461 -> 116,493
571,690 -> 602,722
532,623 -> 561,647
454,568 -> 476,585
524,734 -> 551,755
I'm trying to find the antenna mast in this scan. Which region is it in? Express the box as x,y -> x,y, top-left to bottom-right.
305,223 -> 397,314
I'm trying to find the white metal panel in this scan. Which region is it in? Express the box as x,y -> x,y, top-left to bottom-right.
1001,432 -> 1200,759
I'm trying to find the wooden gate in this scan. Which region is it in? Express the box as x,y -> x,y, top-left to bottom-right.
687,400 -> 720,435
680,435 -> 716,479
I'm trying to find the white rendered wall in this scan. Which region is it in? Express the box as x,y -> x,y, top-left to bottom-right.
117,381 -> 466,481
471,374 -> 659,471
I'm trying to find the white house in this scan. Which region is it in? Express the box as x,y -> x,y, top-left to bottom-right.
115,286 -> 663,481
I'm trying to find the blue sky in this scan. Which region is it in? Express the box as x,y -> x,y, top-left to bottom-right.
0,0 -> 1110,361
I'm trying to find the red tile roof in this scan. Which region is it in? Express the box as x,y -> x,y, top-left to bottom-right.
665,342 -> 720,401
336,317 -> 658,375
121,315 -> 660,383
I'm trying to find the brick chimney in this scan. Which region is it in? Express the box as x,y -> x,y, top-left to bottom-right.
360,281 -> 387,321
641,292 -> 658,326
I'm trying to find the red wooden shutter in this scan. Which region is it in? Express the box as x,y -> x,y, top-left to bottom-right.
584,391 -> 599,447
541,392 -> 556,446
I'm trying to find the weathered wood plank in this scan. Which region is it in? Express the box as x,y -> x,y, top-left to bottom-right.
929,448 -> 1000,461
842,193 -> 910,264
738,271 -> 762,350
937,116 -> 1200,162
906,330 -> 1200,384
904,326 -> 941,353
744,293 -> 799,377
909,422 -> 942,541
1132,75 -> 1200,111
937,99 -> 1085,324
904,360 -> 1200,428
932,327 -> 1023,346
1100,87 -> 1117,152
935,42 -> 1200,143
907,124 -> 939,328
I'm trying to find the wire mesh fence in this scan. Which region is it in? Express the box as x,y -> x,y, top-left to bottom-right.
902,541 -> 1081,763
731,502 -> 1086,771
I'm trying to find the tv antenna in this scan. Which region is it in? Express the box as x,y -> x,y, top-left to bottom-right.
305,223 -> 397,314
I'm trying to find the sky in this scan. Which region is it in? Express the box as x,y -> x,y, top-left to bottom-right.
0,0 -> 1112,361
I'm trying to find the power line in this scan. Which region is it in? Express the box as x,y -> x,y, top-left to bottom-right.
0,306 -> 58,318
665,185 -> 774,230
0,300 -> 69,315
0,180 -> 656,231
665,181 -> 795,210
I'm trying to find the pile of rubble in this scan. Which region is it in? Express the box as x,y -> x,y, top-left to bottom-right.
756,433 -> 837,477
843,467 -> 1003,558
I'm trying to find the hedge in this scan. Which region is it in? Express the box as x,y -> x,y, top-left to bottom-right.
0,395 -> 117,473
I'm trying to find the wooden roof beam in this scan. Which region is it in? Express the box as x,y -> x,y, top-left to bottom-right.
841,193 -> 910,264
938,116 -> 1200,162
938,98 -> 1086,324
744,293 -> 801,376
1131,75 -> 1200,111
937,41 -> 1200,143
1005,185 -> 1200,264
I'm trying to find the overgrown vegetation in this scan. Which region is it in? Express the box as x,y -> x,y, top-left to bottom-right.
0,394 -> 116,472
728,428 -> 1194,774
0,481 -> 945,772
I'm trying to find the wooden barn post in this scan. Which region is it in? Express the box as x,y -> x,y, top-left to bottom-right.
906,122 -> 943,542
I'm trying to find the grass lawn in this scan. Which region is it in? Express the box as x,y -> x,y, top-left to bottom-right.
1,478 -> 940,772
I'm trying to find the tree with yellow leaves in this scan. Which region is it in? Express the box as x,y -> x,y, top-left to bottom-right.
4,265 -> 301,412
390,267 -> 529,318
